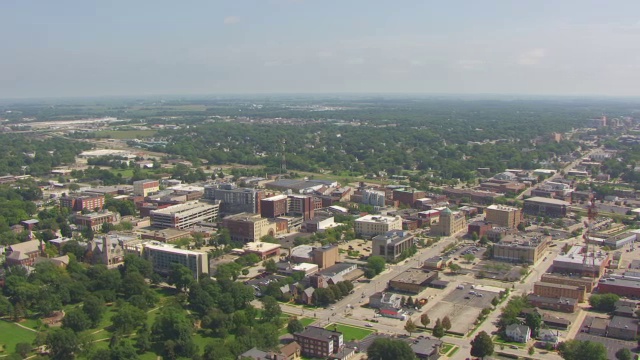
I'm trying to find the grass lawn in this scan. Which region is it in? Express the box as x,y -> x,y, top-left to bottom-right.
0,320 -> 37,356
493,336 -> 525,348
324,323 -> 373,341
110,169 -> 134,178
440,343 -> 455,354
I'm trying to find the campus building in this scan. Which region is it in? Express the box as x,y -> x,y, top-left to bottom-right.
142,242 -> 208,280
492,233 -> 551,264
429,208 -> 466,236
354,214 -> 402,237
203,184 -> 264,215
222,212 -> 277,242
523,197 -> 569,217
60,193 -> 105,212
533,282 -> 586,302
74,211 -> 120,231
293,326 -> 344,359
485,204 -> 522,228
388,268 -> 439,293
133,179 -> 160,197
372,230 -> 415,262
150,201 -> 219,229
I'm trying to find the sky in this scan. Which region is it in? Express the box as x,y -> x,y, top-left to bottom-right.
2,0 -> 640,98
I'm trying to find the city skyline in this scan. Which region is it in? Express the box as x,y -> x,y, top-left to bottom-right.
2,1 -> 640,98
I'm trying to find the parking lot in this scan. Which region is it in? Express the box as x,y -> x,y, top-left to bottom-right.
426,282 -> 500,334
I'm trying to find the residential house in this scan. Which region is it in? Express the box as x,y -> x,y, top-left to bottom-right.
505,324 -> 531,343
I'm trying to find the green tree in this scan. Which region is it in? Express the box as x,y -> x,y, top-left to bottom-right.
463,253 -> 475,263
81,226 -> 94,241
46,328 -> 80,360
152,306 -> 197,359
491,297 -> 499,307
62,308 -> 91,332
366,256 -> 386,275
615,348 -> 633,360
525,311 -> 542,338
441,316 -> 452,331
404,318 -> 417,336
448,263 -> 462,273
420,313 -> 430,328
135,323 -> 152,353
111,303 -> 146,335
558,340 -> 608,360
432,318 -> 445,338
261,296 -> 282,323
168,263 -> 194,292
263,259 -> 277,273
367,337 -> 417,360
528,346 -> 535,355
287,318 -> 304,334
588,293 -> 620,312
470,331 -> 494,359
15,342 -> 31,358
82,295 -> 105,327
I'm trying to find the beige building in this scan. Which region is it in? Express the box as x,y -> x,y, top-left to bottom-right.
485,204 -> 522,228
493,233 -> 551,264
133,179 -> 160,197
354,214 -> 402,237
430,208 -> 466,236
312,245 -> 339,269
533,282 -> 586,302
150,201 -> 219,229
222,212 -> 277,242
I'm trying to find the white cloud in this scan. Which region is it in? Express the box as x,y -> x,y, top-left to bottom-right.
456,59 -> 483,70
223,16 -> 240,25
517,48 -> 546,65
346,57 -> 364,65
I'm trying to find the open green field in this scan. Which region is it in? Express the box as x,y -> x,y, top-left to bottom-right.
324,323 -> 373,341
0,320 -> 37,356
94,130 -> 158,139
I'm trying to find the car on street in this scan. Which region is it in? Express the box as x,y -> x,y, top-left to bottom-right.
365,323 -> 373,327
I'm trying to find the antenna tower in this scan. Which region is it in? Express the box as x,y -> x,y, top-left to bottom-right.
281,139 -> 287,174
582,198 -> 598,268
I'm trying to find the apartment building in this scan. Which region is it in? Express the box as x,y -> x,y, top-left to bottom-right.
142,242 -> 208,280
361,189 -> 387,207
60,193 -> 105,212
354,214 -> 403,237
485,204 -> 522,228
133,179 -> 160,197
150,201 -> 219,229
372,230 -> 415,262
287,194 -> 314,220
222,212 -> 277,242
293,326 -> 343,359
430,208 -> 466,236
203,184 -> 264,215
5,240 -> 44,267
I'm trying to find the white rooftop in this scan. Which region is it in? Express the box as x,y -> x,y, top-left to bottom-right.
243,241 -> 281,252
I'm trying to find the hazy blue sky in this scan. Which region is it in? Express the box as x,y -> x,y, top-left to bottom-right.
2,0 -> 640,98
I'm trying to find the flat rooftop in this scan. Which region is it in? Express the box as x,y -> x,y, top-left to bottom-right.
390,268 -> 434,285
356,214 -> 400,223
144,242 -> 206,256
243,241 -> 281,253
525,197 -> 570,206
151,201 -> 217,216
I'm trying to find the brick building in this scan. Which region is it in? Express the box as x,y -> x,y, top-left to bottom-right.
393,189 -> 426,207
485,205 -> 522,228
492,233 -> 551,264
533,282 -> 586,302
354,214 -> 403,237
133,179 -> 160,197
261,195 -> 288,218
222,212 -> 277,242
60,193 -> 105,212
74,211 -> 120,231
523,197 -> 569,217
467,221 -> 493,238
430,208 -> 466,236
372,230 -> 415,262
293,326 -> 344,359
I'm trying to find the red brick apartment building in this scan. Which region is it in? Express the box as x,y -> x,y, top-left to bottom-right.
60,193 -> 105,212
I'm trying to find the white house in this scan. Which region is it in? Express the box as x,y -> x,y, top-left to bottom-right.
505,324 -> 531,343
538,329 -> 560,347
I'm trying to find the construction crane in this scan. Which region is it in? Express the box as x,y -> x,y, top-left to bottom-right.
582,198 -> 598,267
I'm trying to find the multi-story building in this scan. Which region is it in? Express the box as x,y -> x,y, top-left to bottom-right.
142,242 -> 208,280
293,326 -> 343,359
203,184 -> 264,215
222,212 -> 277,242
430,208 -> 466,236
74,211 -> 120,231
261,195 -> 289,218
354,214 -> 403,237
442,188 -> 500,205
492,233 -> 551,264
60,193 -> 105,212
287,194 -> 314,220
540,274 -> 597,293
5,240 -> 44,267
527,294 -> 578,313
467,221 -> 493,238
393,189 -> 426,207
311,245 -> 339,269
533,282 -> 586,302
150,201 -> 219,229
133,179 -> 160,197
485,205 -> 522,228
388,268 -> 439,293
523,197 -> 569,217
372,230 -> 415,262
552,245 -> 609,277
361,189 -> 386,207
